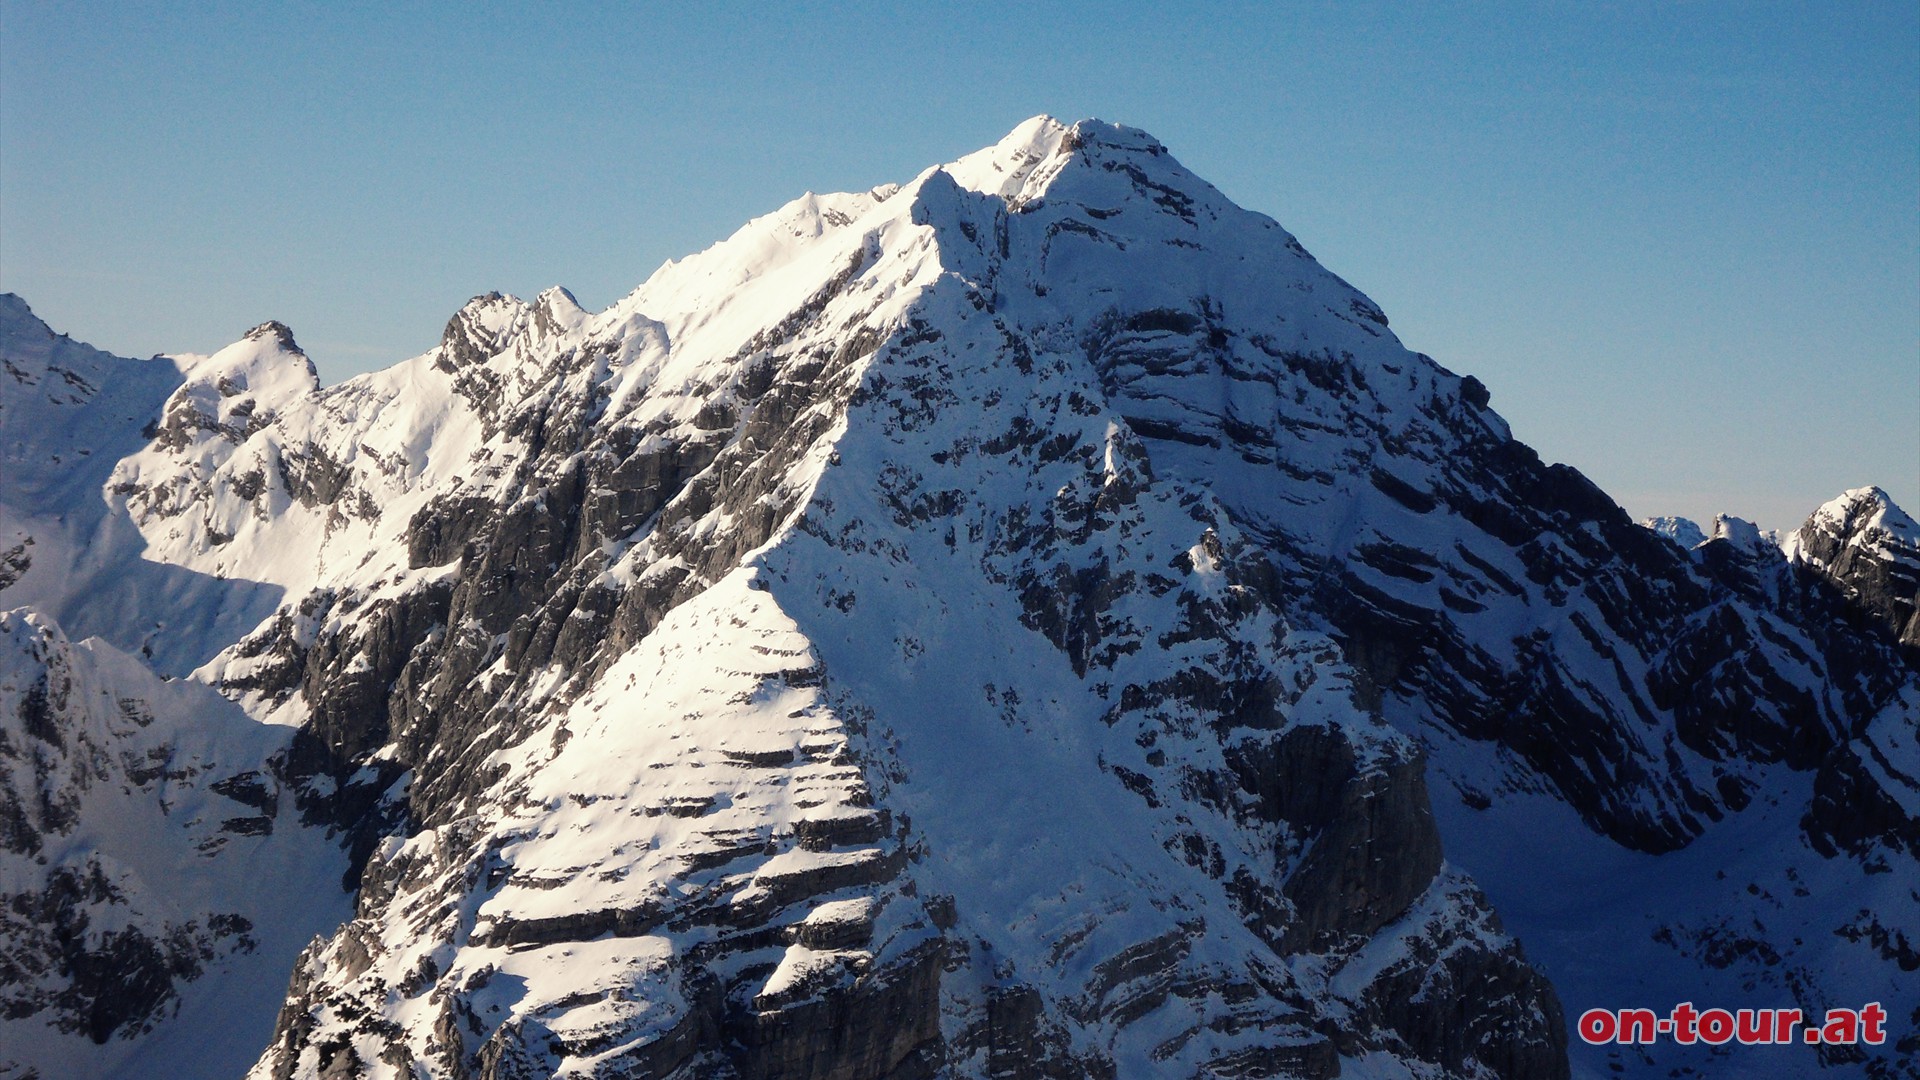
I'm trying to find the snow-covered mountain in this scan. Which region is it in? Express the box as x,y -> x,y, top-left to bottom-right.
1783,488 -> 1920,649
2,117 -> 1914,1079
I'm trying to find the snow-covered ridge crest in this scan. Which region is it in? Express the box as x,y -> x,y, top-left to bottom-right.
1785,484 -> 1919,561
943,113 -> 1079,205
82,114 -> 1267,616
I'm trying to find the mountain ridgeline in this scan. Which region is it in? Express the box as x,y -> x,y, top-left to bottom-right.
1,118 -> 1914,1080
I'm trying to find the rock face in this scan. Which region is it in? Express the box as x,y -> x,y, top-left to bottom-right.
1785,487 -> 1920,648
0,118 -> 1914,1079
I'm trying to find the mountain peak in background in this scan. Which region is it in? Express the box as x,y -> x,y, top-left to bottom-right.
1785,485 -> 1920,647
2,118 -> 1915,1080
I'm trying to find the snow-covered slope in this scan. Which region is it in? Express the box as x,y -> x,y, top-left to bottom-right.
1,116 -> 1915,1079
0,610 -> 350,1079
0,295 -> 290,676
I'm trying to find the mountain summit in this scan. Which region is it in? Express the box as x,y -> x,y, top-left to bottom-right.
2,118 -> 1914,1080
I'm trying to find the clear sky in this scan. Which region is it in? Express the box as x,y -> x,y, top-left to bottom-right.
3,2 -> 1915,532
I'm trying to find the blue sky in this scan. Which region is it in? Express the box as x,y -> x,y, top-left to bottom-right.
2,2 -> 1914,531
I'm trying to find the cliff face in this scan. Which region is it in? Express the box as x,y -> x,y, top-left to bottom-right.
0,118 -> 1913,1079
